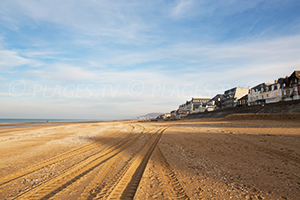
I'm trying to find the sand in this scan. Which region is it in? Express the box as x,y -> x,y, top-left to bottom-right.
0,118 -> 299,199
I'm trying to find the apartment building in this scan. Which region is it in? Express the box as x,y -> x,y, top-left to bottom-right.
248,83 -> 273,106
222,87 -> 249,108
282,71 -> 300,101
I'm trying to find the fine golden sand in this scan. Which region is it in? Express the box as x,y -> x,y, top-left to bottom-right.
0,118 -> 299,199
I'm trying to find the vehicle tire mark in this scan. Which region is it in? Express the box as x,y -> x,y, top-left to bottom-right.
11,126 -> 145,200
154,146 -> 190,200
0,125 -> 134,187
106,127 -> 168,200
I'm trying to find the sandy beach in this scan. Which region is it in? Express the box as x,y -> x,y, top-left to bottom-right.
0,117 -> 299,199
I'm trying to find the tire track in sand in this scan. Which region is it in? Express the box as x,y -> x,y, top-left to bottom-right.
152,146 -> 190,200
79,127 -> 157,200
142,125 -> 189,199
106,127 -> 168,200
0,125 -> 134,187
10,125 -> 145,200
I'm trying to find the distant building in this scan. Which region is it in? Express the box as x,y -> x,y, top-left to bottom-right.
206,94 -> 223,108
156,114 -> 165,119
178,102 -> 189,115
263,79 -> 285,104
165,113 -> 171,119
170,110 -> 177,119
282,70 -> 300,101
189,97 -> 211,113
178,97 -> 210,114
236,94 -> 248,107
194,94 -> 224,112
156,113 -> 171,119
248,83 -> 273,106
222,87 -> 249,108
166,70 -> 300,118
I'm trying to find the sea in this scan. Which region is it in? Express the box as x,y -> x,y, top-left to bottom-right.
0,118 -> 101,124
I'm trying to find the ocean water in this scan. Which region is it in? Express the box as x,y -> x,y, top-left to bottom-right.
0,118 -> 100,124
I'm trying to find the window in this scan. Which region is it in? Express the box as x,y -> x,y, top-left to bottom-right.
283,90 -> 286,95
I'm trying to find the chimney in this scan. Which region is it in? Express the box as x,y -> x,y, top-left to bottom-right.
274,80 -> 278,83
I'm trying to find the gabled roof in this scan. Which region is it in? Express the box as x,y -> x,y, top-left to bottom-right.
289,70 -> 300,79
251,82 -> 273,90
238,94 -> 248,100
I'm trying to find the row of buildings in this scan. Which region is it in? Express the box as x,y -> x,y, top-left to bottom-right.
157,70 -> 300,119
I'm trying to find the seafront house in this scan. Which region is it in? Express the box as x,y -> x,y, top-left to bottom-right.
178,98 -> 211,114
236,94 -> 248,107
170,110 -> 178,119
178,102 -> 190,115
207,94 -> 223,108
189,97 -> 211,113
197,94 -> 224,112
264,82 -> 281,104
248,83 -> 273,106
165,113 -> 171,119
282,70 -> 300,101
176,104 -> 190,118
263,78 -> 285,104
222,87 -> 249,108
156,114 -> 165,119
164,70 -> 299,118
156,113 -> 171,119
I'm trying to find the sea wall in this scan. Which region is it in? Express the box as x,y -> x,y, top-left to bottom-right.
225,113 -> 300,121
186,99 -> 300,119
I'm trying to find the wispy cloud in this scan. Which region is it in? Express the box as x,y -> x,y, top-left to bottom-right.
20,50 -> 65,59
171,0 -> 195,18
0,0 -> 151,42
0,0 -> 299,119
29,64 -> 98,82
0,49 -> 41,69
169,0 -> 264,19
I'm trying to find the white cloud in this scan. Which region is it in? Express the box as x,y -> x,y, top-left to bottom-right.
20,50 -> 65,59
0,49 -> 41,69
171,0 -> 195,17
169,0 -> 265,20
88,34 -> 300,80
29,64 -> 98,82
168,34 -> 300,72
0,0 -> 151,42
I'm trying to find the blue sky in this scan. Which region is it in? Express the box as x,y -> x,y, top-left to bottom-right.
1,0 -> 300,119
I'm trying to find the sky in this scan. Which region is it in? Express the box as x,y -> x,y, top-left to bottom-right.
0,0 -> 300,120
